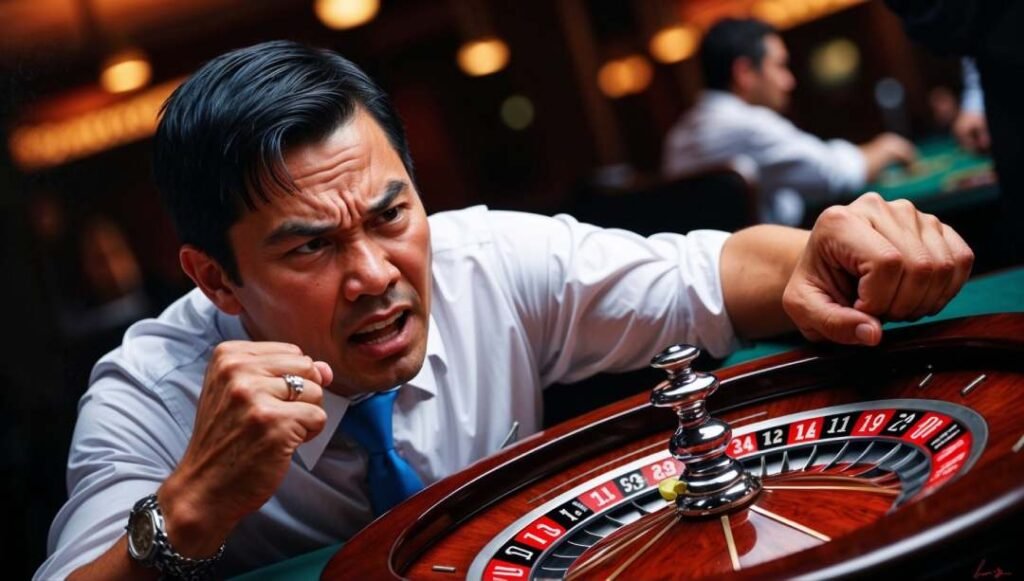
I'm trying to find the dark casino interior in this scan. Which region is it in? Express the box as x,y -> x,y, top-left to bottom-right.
3,0 -> 1022,578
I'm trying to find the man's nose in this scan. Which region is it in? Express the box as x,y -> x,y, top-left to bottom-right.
342,239 -> 400,302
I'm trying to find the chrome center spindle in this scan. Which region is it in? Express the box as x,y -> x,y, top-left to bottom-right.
650,344 -> 762,517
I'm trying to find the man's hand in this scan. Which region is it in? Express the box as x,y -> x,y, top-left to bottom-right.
158,341 -> 334,557
952,111 -> 991,154
860,133 -> 918,180
782,193 -> 973,345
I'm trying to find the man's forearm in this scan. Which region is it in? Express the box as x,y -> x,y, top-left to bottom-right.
720,225 -> 809,340
67,480 -> 232,581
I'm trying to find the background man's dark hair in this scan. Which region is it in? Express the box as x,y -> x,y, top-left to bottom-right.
699,18 -> 777,91
153,40 -> 415,284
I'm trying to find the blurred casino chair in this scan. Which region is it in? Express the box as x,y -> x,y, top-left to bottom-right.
563,157 -> 759,237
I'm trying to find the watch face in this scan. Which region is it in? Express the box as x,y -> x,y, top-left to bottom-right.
128,511 -> 156,560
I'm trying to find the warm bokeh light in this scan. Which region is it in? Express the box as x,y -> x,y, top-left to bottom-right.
597,55 -> 654,99
751,0 -> 791,27
750,0 -> 868,29
500,95 -> 534,130
649,24 -> 701,64
457,37 -> 510,77
100,48 -> 152,94
810,38 -> 860,87
9,80 -> 180,171
314,0 -> 380,30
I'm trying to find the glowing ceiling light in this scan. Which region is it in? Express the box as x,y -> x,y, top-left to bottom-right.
457,37 -> 510,77
9,81 -> 179,171
597,55 -> 654,99
315,0 -> 380,30
649,24 -> 701,64
100,48 -> 152,94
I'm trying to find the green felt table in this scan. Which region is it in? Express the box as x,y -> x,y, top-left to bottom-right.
866,136 -> 999,214
234,266 -> 1024,581
723,266 -> 1024,367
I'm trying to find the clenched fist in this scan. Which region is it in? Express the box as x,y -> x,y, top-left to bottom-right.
783,193 -> 974,345
156,341 -> 334,557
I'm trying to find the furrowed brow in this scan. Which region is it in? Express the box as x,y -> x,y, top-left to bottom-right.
263,221 -> 335,247
367,180 -> 407,214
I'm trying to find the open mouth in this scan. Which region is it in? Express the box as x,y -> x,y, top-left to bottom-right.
350,310 -> 409,346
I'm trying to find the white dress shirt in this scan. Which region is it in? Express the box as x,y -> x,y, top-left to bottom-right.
960,57 -> 985,114
36,206 -> 738,578
662,90 -> 867,226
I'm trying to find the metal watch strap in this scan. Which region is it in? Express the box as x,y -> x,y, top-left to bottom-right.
129,494 -> 225,580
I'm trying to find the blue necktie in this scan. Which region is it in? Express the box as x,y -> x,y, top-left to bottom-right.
339,389 -> 425,516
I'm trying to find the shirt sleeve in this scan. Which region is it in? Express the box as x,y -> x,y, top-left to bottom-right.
35,373 -> 187,580
486,210 -> 740,386
745,112 -> 868,202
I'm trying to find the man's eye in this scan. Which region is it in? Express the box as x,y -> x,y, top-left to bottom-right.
381,206 -> 402,223
293,238 -> 330,255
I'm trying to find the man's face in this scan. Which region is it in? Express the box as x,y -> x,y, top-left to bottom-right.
747,34 -> 795,112
225,109 -> 432,397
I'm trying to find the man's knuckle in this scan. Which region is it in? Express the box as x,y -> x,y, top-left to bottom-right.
877,249 -> 904,271
890,198 -> 916,214
227,379 -> 253,402
816,205 -> 848,227
218,354 -> 244,372
908,255 -> 935,277
248,404 -> 278,428
311,408 -> 328,429
958,248 -> 976,267
859,192 -> 884,205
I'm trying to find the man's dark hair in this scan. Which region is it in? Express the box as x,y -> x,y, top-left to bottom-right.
154,40 -> 415,284
699,18 -> 777,91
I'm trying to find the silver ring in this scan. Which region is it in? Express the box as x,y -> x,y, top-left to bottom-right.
282,374 -> 304,401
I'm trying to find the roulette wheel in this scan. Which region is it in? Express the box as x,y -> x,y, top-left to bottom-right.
324,313 -> 1024,579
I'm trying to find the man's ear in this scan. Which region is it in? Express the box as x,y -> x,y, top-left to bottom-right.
731,56 -> 757,96
179,245 -> 243,315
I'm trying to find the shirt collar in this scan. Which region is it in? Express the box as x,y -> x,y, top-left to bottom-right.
702,89 -> 746,108
213,298 -> 249,343
295,311 -> 448,469
403,311 -> 447,398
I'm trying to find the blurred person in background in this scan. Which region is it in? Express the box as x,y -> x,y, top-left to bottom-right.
662,18 -> 918,227
885,0 -> 1024,266
952,58 -> 990,154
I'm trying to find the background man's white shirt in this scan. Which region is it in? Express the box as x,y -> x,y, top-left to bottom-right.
662,90 -> 867,226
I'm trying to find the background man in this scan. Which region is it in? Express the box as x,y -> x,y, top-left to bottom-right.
662,18 -> 918,226
38,40 -> 972,580
884,0 -> 1023,267
952,58 -> 990,154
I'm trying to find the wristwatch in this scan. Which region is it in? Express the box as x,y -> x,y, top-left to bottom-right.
126,494 -> 224,580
